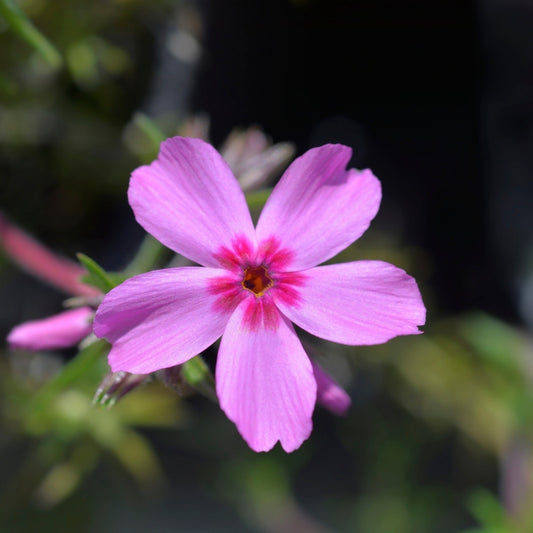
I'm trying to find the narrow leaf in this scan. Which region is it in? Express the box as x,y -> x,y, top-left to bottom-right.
76,253 -> 120,293
182,356 -> 217,402
0,0 -> 62,68
29,339 -> 108,416
245,188 -> 272,211
133,112 -> 166,150
125,234 -> 166,276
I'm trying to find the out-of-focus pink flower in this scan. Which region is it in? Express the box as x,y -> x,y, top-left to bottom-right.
312,361 -> 351,416
180,117 -> 295,191
219,126 -> 295,190
0,212 -> 99,297
94,137 -> 426,452
8,307 -> 94,350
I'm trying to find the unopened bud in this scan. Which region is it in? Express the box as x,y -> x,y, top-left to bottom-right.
93,370 -> 148,407
8,307 -> 94,351
312,360 -> 351,416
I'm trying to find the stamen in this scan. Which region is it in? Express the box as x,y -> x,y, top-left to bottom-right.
242,265 -> 273,297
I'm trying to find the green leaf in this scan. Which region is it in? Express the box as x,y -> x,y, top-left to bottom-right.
467,488 -> 508,529
0,72 -> 18,95
125,234 -> 167,276
77,253 -> 123,293
102,428 -> 165,489
29,339 -> 109,417
460,313 -> 525,373
182,356 -> 217,402
245,188 -> 272,211
133,112 -> 166,151
0,0 -> 62,69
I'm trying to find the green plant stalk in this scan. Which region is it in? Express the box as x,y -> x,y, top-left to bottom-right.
245,188 -> 271,211
28,340 -> 108,416
133,112 -> 167,148
0,0 -> 62,68
125,234 -> 167,276
182,356 -> 217,402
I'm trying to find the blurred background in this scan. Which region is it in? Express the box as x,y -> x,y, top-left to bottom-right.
1,0 -> 533,532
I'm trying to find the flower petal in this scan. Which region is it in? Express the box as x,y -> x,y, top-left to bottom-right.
216,298 -> 317,452
129,137 -> 256,267
94,267 -> 232,374
275,261 -> 426,345
256,144 -> 381,270
312,360 -> 351,416
8,307 -> 94,350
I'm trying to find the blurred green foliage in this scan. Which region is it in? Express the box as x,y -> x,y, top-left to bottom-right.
0,0 -> 62,69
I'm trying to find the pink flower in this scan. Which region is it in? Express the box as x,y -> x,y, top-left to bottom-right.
8,307 -> 94,350
93,137 -> 425,452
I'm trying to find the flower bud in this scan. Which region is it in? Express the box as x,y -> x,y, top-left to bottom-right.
8,307 -> 94,350
0,212 -> 99,297
312,360 -> 351,416
93,370 -> 148,407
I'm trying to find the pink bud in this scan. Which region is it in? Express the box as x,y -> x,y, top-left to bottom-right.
8,307 -> 94,350
312,360 -> 351,416
0,212 -> 99,297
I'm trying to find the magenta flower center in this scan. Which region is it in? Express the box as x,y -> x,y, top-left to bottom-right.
242,265 -> 273,296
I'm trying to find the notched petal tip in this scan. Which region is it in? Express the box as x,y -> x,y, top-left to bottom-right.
217,302 -> 317,454
237,413 -> 313,453
256,144 -> 382,271
303,142 -> 353,165
277,261 -> 426,347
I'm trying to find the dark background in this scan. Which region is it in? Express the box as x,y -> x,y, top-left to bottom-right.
195,0 -> 481,315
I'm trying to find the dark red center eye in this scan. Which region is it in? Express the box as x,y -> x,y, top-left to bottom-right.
242,265 -> 273,296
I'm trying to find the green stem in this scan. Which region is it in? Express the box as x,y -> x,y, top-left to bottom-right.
28,340 -> 108,416
133,112 -> 166,149
182,356 -> 217,403
246,188 -> 272,211
125,234 -> 167,276
0,0 -> 62,68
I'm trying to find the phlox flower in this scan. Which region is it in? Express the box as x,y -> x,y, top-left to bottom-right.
93,137 -> 425,452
